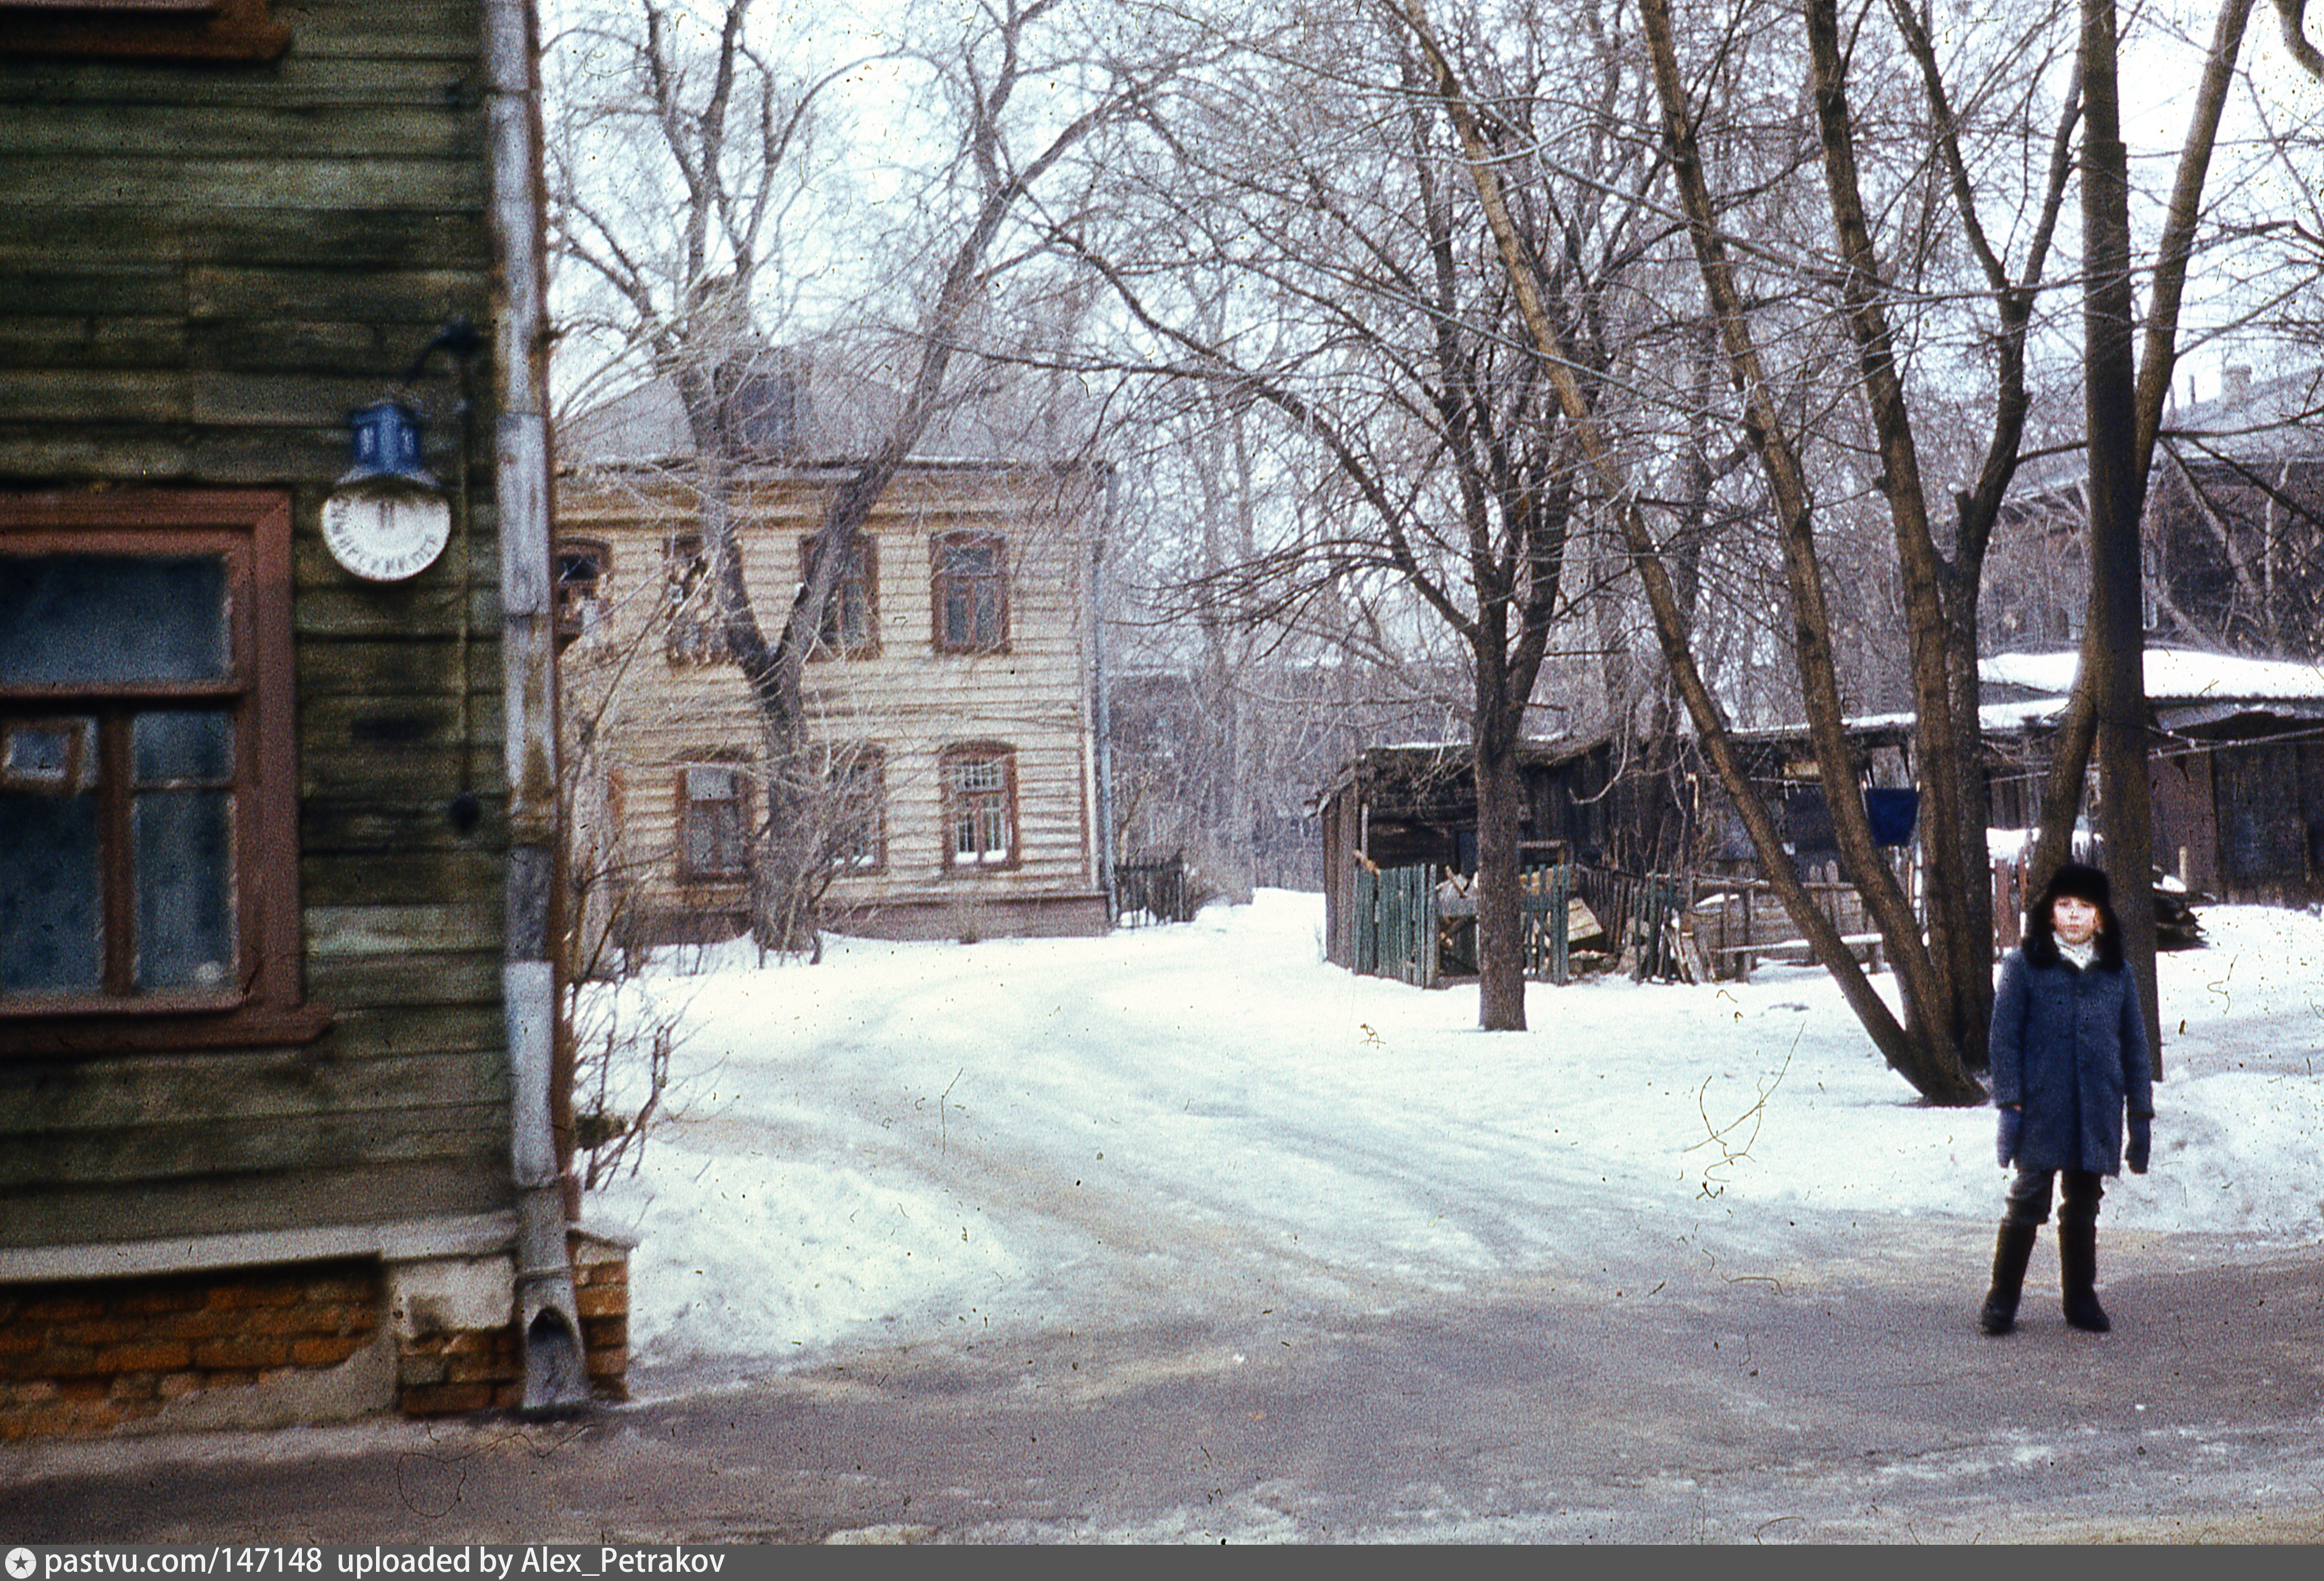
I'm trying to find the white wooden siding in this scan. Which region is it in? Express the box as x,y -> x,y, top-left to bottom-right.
557,463 -> 1102,930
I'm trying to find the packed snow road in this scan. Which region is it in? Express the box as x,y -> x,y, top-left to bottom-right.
590,892 -> 2322,1384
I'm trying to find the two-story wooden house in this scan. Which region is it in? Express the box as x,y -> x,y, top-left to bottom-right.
1,1 -> 623,1437
557,378 -> 1109,946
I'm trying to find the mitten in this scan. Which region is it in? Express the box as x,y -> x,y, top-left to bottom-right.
1995,1106 -> 2022,1169
2127,1114 -> 2151,1175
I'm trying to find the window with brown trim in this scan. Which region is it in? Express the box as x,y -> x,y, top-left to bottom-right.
0,490 -> 320,1050
663,534 -> 722,664
940,744 -> 1018,870
801,534 -> 877,658
0,0 -> 290,62
676,760 -> 750,881
931,531 -> 1008,654
555,539 -> 608,645
818,744 -> 885,874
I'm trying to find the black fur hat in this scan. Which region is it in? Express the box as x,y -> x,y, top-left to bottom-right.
2025,861 -> 2123,966
2041,861 -> 2113,910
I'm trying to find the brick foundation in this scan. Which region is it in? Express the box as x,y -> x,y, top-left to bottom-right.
0,1260 -> 383,1442
391,1233 -> 630,1417
1,1230 -> 630,1440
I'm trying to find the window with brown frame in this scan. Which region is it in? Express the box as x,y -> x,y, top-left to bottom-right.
801,534 -> 877,658
939,744 -> 1018,870
663,534 -> 722,664
0,0 -> 290,62
0,490 -> 319,1050
931,531 -> 1008,654
676,761 -> 750,881
818,744 -> 885,874
555,539 -> 608,645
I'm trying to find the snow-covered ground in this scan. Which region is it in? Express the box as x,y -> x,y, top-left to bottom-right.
584,893 -> 2324,1381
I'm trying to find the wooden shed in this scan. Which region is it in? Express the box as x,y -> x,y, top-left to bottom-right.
1,2 -> 622,1438
1982,648 -> 2324,907
1316,736 -> 1640,970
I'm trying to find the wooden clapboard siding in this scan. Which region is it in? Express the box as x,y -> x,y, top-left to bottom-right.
2,1161 -> 517,1252
8,1047 -> 507,1137
559,461 -> 1105,938
0,2 -> 525,1249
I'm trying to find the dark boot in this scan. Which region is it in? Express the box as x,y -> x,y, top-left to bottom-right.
2059,1217 -> 2110,1332
1979,1221 -> 2039,1335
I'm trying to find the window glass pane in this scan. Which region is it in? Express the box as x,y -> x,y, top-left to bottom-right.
942,539 -> 996,577
134,789 -> 235,992
686,801 -> 742,874
3,717 -> 91,792
0,788 -> 101,992
0,555 -> 229,684
134,710 -> 234,784
685,765 -> 739,801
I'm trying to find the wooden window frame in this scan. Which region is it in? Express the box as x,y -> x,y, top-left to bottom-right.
555,538 -> 609,646
801,534 -> 879,659
930,531 -> 1009,655
0,0 -> 290,62
819,743 -> 887,875
662,533 -> 723,665
0,489 -> 323,1054
939,743 -> 1019,872
674,757 -> 751,884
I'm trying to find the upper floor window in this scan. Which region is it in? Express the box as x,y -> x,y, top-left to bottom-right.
663,533 -> 722,665
1,491 -> 317,1050
931,531 -> 1008,654
801,534 -> 877,658
941,744 -> 1017,869
555,539 -> 608,645
676,761 -> 750,882
819,744 -> 886,874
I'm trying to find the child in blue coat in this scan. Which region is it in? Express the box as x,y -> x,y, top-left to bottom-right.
1981,862 -> 2154,1334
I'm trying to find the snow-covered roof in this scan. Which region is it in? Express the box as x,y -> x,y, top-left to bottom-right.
1984,647 -> 2324,704
1736,648 -> 2324,745
2010,363 -> 2324,494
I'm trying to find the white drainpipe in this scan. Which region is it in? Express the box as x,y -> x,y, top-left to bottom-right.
484,0 -> 586,1414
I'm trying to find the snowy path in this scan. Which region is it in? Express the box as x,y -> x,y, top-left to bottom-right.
587,893 -> 2324,1384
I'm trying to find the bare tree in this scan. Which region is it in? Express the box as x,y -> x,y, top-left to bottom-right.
552,0 -> 1183,950
1402,0 -> 2302,1099
1063,0 -> 1688,1029
1390,0 -> 2096,1100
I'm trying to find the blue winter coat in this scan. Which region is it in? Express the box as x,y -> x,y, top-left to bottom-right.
1988,936 -> 2154,1175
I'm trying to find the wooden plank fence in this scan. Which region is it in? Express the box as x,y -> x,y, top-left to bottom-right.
1351,849 -> 2133,991
1353,863 -> 1697,988
1115,854 -> 1198,927
1352,862 -> 1441,987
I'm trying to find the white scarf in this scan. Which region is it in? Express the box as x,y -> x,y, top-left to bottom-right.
2058,937 -> 2097,972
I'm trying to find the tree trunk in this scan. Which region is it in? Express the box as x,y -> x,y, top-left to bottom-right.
2080,0 -> 2164,1077
2026,0 -> 2252,963
1473,681 -> 1528,1033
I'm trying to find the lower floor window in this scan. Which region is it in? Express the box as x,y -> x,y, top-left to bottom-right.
678,762 -> 750,880
942,745 -> 1017,869
1,492 -> 304,1037
820,746 -> 886,873
1,709 -> 237,996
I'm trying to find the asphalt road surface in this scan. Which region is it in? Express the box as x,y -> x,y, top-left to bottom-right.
5,1220 -> 2322,1544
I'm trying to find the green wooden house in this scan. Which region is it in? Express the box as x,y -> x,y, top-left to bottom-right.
0,0 -> 624,1437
